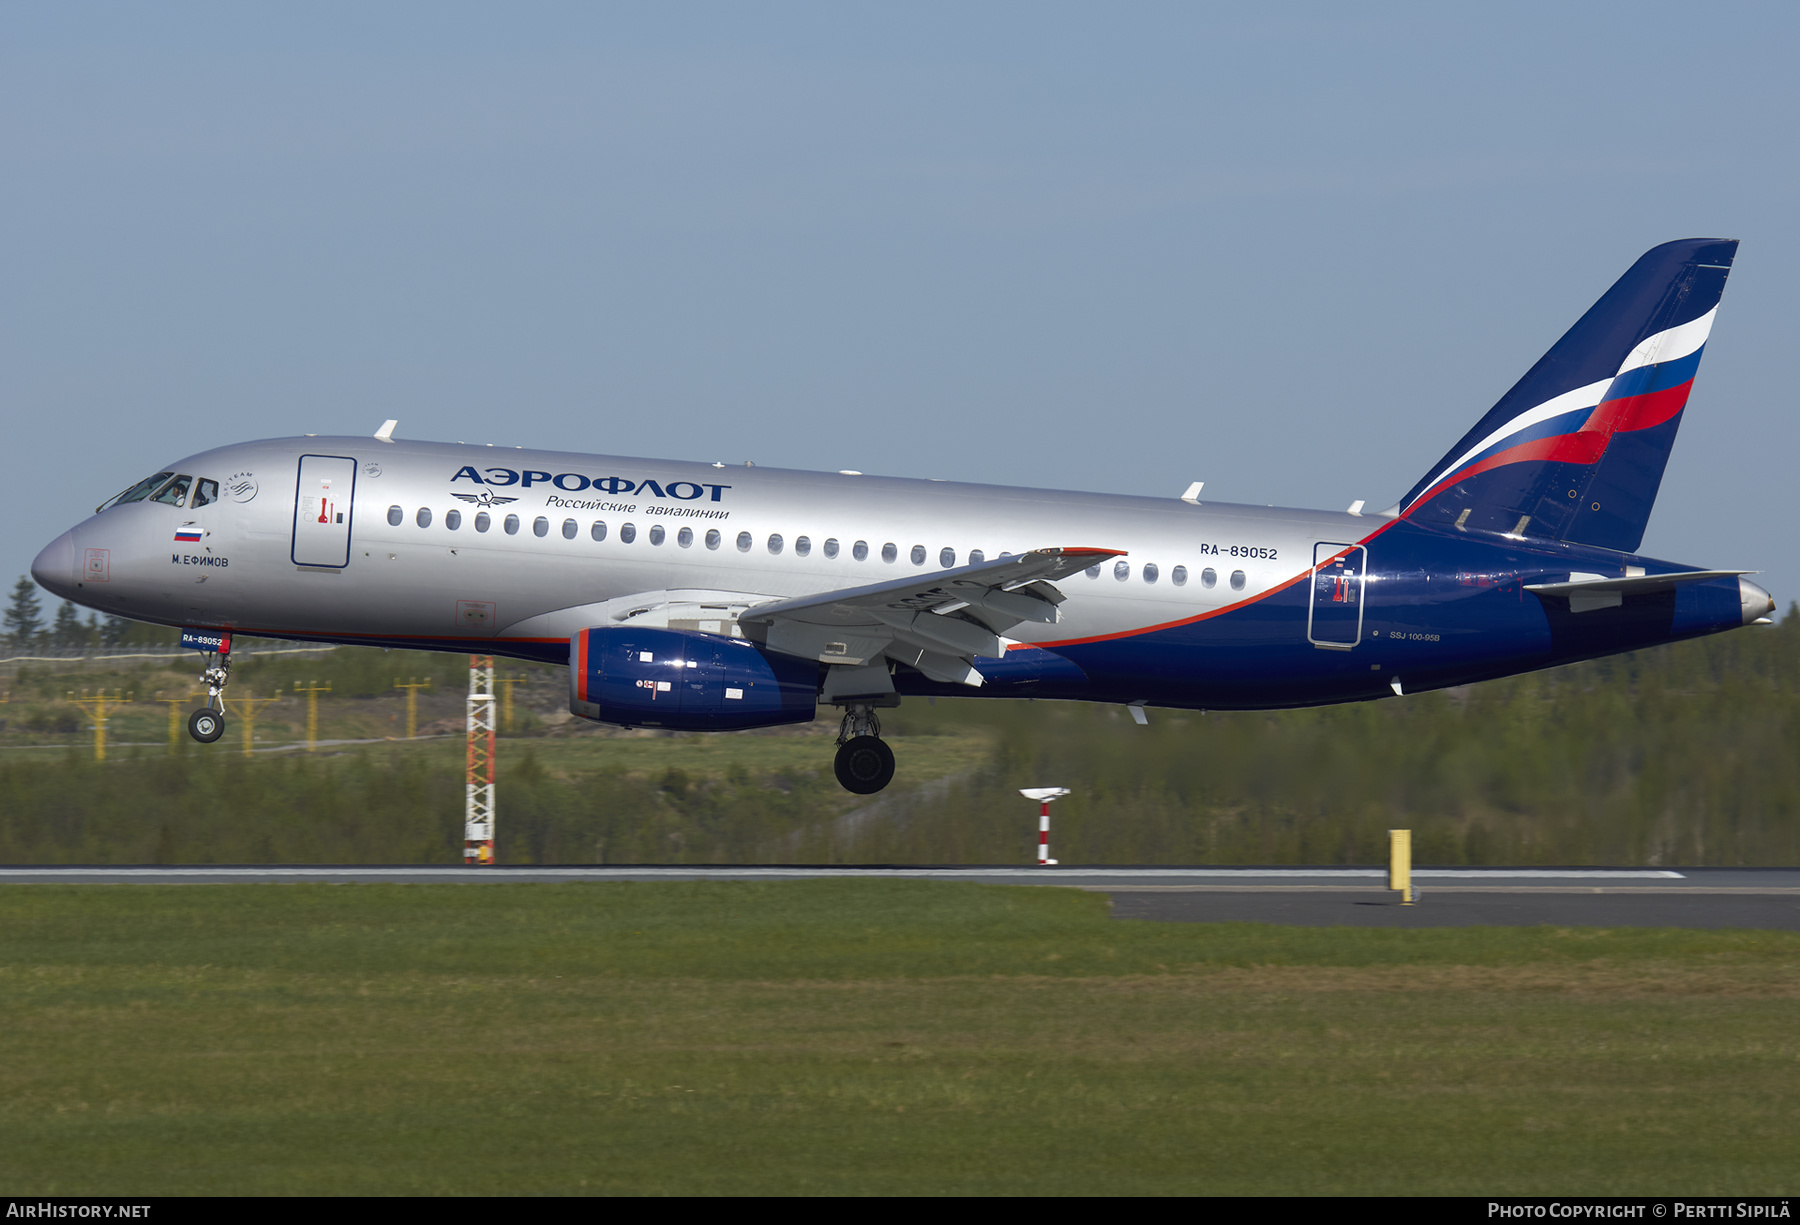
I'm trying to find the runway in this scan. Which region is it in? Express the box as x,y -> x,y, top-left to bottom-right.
4,865 -> 1799,928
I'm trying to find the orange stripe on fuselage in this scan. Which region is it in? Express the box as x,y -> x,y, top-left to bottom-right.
1016,519 -> 1404,650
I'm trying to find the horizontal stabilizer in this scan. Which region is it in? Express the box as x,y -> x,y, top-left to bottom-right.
1523,570 -> 1748,598
1526,569 -> 1751,615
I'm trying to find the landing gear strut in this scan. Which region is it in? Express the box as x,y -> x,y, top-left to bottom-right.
188,648 -> 232,743
833,705 -> 895,794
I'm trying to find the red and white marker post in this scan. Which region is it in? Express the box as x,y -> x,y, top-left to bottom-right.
1018,787 -> 1070,865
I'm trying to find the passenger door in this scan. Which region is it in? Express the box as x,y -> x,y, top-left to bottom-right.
1308,542 -> 1366,649
291,454 -> 358,568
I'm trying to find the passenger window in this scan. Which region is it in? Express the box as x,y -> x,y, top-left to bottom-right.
446,509 -> 462,530
476,512 -> 491,533
736,531 -> 752,552
1230,570 -> 1246,591
881,543 -> 897,563
1143,563 -> 1159,584
910,545 -> 926,565
99,471 -> 175,511
533,516 -> 549,537
562,518 -> 577,540
1201,568 -> 1217,588
678,527 -> 693,547
824,538 -> 840,559
939,548 -> 955,568
1114,560 -> 1130,581
621,523 -> 637,544
1172,565 -> 1188,586
387,505 -> 403,527
795,536 -> 811,557
705,529 -> 721,550
504,514 -> 520,535
853,540 -> 868,561
591,521 -> 606,541
416,507 -> 432,528
1086,565 -> 1101,579
649,525 -> 665,545
151,475 -> 193,506
768,534 -> 784,554
192,479 -> 219,508
970,549 -> 984,564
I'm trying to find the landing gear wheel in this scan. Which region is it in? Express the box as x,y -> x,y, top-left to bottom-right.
834,735 -> 895,794
188,709 -> 226,743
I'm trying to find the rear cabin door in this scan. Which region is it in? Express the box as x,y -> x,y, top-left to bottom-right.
291,454 -> 358,568
1308,542 -> 1367,649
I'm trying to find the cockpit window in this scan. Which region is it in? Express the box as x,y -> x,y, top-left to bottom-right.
191,478 -> 219,508
97,471 -> 175,512
150,475 -> 194,506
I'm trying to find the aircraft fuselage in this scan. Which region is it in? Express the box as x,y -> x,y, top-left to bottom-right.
32,434 -> 1769,713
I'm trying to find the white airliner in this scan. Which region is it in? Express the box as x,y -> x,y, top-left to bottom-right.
32,239 -> 1774,792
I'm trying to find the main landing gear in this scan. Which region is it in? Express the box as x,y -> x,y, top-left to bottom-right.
187,648 -> 232,743
833,705 -> 896,794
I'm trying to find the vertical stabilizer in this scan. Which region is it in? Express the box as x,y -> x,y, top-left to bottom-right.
1395,239 -> 1736,552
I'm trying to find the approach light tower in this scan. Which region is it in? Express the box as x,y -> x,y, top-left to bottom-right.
1019,787 -> 1070,866
464,655 -> 496,865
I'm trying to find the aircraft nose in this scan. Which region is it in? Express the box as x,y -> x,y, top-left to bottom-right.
1740,577 -> 1776,625
31,531 -> 77,601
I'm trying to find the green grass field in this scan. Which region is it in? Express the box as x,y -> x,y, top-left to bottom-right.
3,881 -> 1796,1195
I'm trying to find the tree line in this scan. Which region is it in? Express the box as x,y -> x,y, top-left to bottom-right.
3,605 -> 1799,866
4,576 -> 178,650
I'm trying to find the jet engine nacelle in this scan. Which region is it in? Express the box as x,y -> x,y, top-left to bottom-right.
569,626 -> 819,731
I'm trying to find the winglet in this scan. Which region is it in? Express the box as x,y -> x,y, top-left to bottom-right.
374,420 -> 398,442
1180,481 -> 1204,504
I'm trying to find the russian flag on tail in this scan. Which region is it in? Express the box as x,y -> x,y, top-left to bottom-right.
1395,239 -> 1736,553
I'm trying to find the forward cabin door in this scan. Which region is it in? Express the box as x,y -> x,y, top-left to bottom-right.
1308,542 -> 1366,649
291,454 -> 358,568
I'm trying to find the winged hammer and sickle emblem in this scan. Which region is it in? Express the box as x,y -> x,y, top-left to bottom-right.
452,491 -> 520,508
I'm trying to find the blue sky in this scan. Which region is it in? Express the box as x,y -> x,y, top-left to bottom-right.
6,2 -> 1798,608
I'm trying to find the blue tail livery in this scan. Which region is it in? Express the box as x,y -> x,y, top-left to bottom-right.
31,238 -> 1774,792
1393,238 -> 1735,551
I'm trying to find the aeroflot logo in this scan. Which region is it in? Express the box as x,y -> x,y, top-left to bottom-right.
452,466 -> 731,501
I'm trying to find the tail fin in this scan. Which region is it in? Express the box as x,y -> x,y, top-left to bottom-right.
1394,238 -> 1737,552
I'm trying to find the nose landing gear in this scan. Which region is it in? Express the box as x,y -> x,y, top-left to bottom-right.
833,705 -> 895,794
188,708 -> 226,743
187,645 -> 233,743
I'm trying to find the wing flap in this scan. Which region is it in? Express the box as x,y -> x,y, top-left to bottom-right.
741,546 -> 1122,688
741,547 -> 1118,629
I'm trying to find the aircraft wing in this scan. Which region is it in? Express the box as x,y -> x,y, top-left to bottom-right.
740,546 -> 1123,687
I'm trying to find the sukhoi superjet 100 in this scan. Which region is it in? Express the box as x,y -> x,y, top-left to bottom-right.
32,239 -> 1774,793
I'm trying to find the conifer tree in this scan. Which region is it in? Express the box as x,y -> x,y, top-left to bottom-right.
51,601 -> 89,649
3,576 -> 43,647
